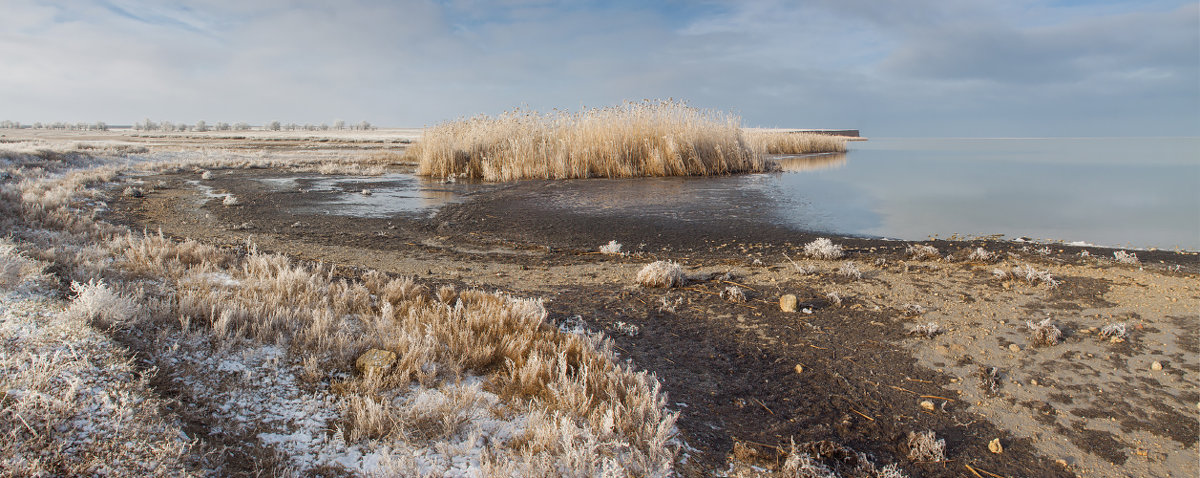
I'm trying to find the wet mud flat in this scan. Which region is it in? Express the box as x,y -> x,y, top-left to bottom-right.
109,167 -> 1199,477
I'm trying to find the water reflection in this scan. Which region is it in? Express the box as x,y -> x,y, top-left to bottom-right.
773,153 -> 847,173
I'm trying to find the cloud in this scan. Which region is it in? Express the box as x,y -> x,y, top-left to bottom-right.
0,0 -> 1194,136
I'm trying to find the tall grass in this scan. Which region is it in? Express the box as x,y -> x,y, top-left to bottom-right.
744,130 -> 848,155
411,99 -> 766,181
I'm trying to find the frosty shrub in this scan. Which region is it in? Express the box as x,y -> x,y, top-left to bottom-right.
804,238 -> 843,260
637,260 -> 684,288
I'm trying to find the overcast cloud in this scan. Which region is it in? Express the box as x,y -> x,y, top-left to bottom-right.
1,0 -> 1195,136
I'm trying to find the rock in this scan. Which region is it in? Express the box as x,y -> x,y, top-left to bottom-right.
920,400 -> 936,412
794,364 -> 804,374
1008,344 -> 1021,352
780,294 -> 798,312
356,349 -> 397,377
988,438 -> 1003,454
1151,361 -> 1163,371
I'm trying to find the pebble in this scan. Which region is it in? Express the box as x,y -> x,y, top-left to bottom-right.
1008,344 -> 1021,352
988,438 -> 1003,454
1151,361 -> 1163,371
794,364 -> 804,374
780,294 -> 798,313
919,400 -> 936,412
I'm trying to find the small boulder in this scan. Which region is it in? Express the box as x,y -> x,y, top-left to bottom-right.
356,349 -> 397,377
780,294 -> 798,312
988,438 -> 1003,454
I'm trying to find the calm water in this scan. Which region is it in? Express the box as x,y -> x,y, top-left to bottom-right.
773,138 -> 1199,250
292,137 -> 1199,250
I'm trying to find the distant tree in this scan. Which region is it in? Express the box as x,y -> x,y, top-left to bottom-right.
320,123 -> 329,131
333,120 -> 345,130
267,121 -> 281,131
94,121 -> 108,131
214,122 -> 230,131
33,122 -> 43,129
233,122 -> 250,131
358,120 -> 372,130
195,120 -> 208,132
159,121 -> 175,132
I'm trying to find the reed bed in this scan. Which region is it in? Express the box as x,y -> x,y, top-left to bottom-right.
411,99 -> 766,181
744,130 -> 848,155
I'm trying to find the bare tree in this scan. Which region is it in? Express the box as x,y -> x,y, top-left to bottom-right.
333,120 -> 345,130
194,120 -> 208,132
267,121 -> 281,131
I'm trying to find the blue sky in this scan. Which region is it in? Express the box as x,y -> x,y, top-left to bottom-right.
1,0 -> 1195,136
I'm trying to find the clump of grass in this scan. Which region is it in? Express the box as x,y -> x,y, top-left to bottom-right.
411,99 -> 764,181
744,130 -> 848,155
804,238 -> 843,260
1113,250 -> 1139,264
720,285 -> 747,303
837,261 -> 862,279
599,240 -> 623,255
222,194 -> 240,206
968,247 -> 993,262
1099,322 -> 1127,342
906,244 -> 939,260
637,260 -> 685,288
121,186 -> 145,198
1026,318 -> 1063,346
901,303 -> 926,316
1007,264 -> 1059,288
906,430 -> 946,462
825,291 -> 842,306
909,322 -> 941,338
979,366 -> 1001,395
200,170 -> 213,180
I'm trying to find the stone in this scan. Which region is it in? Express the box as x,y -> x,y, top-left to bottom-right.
919,400 -> 936,412
356,349 -> 397,377
1151,361 -> 1163,371
988,438 -> 1003,454
1008,344 -> 1021,352
780,294 -> 798,313
794,364 -> 804,375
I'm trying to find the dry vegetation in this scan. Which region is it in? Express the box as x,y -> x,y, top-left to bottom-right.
410,99 -> 848,181
0,145 -> 677,475
744,130 -> 848,155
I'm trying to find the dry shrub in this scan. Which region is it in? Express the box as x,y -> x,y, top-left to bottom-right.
636,260 -> 684,288
1026,318 -> 1062,346
1099,322 -> 1127,342
744,130 -> 848,155
905,430 -> 946,462
410,99 -> 765,181
1113,250 -> 1139,264
837,261 -> 862,279
726,439 -> 907,478
721,285 -> 747,303
599,240 -> 623,255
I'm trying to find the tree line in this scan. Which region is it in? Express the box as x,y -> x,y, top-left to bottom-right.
0,119 -> 376,131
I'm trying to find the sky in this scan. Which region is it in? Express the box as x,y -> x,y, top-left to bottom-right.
1,0 -> 1196,136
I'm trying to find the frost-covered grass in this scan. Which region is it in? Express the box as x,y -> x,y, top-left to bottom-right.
0,249 -> 194,476
998,264 -> 1060,288
1026,318 -> 1063,347
0,146 -> 679,476
1113,250 -> 1139,264
410,99 -> 766,181
905,431 -> 946,462
804,237 -> 843,260
837,261 -> 862,280
906,244 -> 939,260
637,260 -> 685,288
599,240 -> 623,255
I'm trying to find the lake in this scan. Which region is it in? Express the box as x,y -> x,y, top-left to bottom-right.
771,137 -> 1199,250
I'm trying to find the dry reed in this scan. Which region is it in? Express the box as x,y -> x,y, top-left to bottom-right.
411,99 -> 765,181
744,130 -> 848,155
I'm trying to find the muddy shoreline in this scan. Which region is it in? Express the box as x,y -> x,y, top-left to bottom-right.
104,165 -> 1199,477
